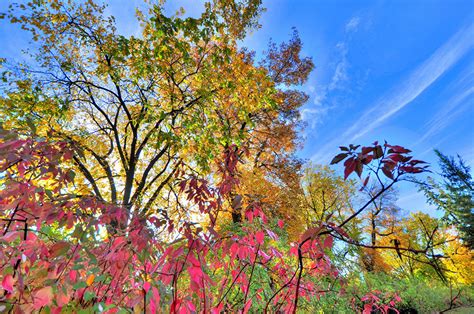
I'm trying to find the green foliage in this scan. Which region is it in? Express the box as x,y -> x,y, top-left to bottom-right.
419,150 -> 474,249
311,272 -> 474,313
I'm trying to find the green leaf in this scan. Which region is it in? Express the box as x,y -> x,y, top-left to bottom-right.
67,169 -> 76,182
45,189 -> 54,199
25,117 -> 37,134
84,291 -> 95,302
73,281 -> 87,290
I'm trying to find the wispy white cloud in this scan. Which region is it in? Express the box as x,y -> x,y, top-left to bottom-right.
415,65 -> 474,146
301,16 -> 360,129
312,23 -> 474,163
301,43 -> 347,129
328,42 -> 349,91
345,16 -> 361,33
417,86 -> 473,145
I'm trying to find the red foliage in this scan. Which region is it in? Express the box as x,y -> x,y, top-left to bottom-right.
332,142 -> 428,182
353,290 -> 402,314
0,131 -> 425,312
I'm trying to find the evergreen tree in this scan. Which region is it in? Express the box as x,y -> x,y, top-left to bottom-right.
420,150 -> 474,249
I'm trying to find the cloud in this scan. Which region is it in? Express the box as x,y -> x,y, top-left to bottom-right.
311,23 -> 474,163
345,16 -> 361,33
301,45 -> 347,128
328,42 -> 349,91
301,107 -> 328,128
417,85 -> 473,145
301,23 -> 354,129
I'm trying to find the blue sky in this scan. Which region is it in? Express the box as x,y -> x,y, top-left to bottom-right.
240,0 -> 474,214
1,0 -> 473,214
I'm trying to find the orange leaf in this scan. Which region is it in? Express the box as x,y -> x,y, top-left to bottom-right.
86,274 -> 95,286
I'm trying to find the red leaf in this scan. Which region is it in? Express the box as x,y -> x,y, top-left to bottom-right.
300,226 -> 322,242
211,303 -> 224,314
344,158 -> 356,179
2,231 -> 20,243
388,145 -> 411,154
230,242 -> 239,258
382,166 -> 394,180
152,287 -> 161,307
143,282 -> 151,293
361,147 -> 373,155
2,274 -> 14,293
355,161 -> 363,177
245,210 -> 254,223
361,175 -> 370,189
363,304 -> 373,314
277,219 -> 284,228
187,301 -> 196,312
68,270 -> 77,282
374,145 -> 384,158
333,226 -> 350,238
388,153 -> 404,162
323,236 -> 333,249
188,266 -> 203,283
56,291 -> 70,307
33,286 -> 53,309
330,153 -> 348,165
243,298 -> 252,314
255,231 -> 265,245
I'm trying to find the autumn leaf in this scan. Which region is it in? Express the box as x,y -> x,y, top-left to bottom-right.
330,153 -> 348,165
323,236 -> 333,249
143,281 -> 151,293
33,286 -> 53,309
2,274 -> 14,293
300,226 -> 322,242
255,231 -> 265,245
86,274 -> 95,286
243,298 -> 253,314
344,157 -> 357,179
49,241 -> 70,258
277,219 -> 284,228
56,291 -> 71,307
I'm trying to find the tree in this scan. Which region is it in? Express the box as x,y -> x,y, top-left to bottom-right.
359,185 -> 400,273
301,164 -> 356,226
0,0 -> 312,233
0,0 -> 435,312
419,150 -> 474,249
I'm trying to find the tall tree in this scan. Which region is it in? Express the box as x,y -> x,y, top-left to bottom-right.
0,0 -> 311,232
419,150 -> 474,249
